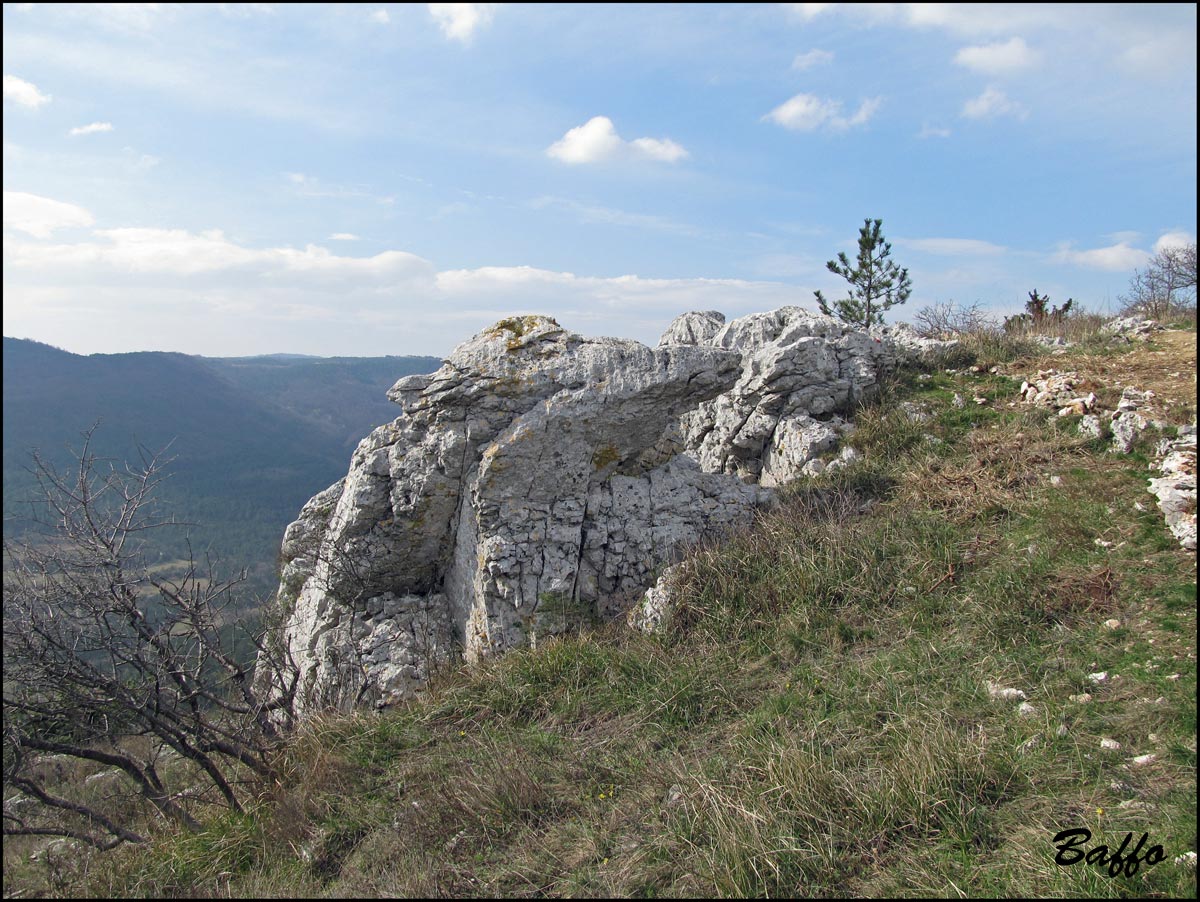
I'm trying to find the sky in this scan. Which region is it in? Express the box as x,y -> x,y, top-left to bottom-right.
3,2 -> 1196,358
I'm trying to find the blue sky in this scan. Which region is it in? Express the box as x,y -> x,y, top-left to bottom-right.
3,2 -> 1196,357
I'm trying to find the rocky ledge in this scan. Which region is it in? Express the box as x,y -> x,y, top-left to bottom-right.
261,308 -> 953,713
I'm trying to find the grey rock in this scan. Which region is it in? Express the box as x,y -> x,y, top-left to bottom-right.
263,308 -> 923,713
658,310 -> 726,347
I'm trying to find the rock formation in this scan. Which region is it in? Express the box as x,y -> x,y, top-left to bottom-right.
264,308 -> 945,712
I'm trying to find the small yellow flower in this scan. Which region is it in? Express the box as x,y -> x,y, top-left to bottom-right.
598,793 -> 606,799
1097,807 -> 1104,816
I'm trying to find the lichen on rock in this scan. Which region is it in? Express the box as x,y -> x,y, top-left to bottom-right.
261,307 -> 933,712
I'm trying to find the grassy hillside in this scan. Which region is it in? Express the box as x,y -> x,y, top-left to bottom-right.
6,330 -> 1196,898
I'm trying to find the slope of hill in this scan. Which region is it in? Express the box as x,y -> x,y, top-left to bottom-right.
2,338 -> 441,598
9,323 -> 1191,899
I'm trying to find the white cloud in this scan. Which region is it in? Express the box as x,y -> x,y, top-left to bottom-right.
954,37 -> 1038,74
898,238 -> 1007,256
434,266 -> 800,318
5,227 -> 432,281
1154,231 -> 1195,254
764,93 -> 882,132
68,121 -> 115,137
961,86 -> 1027,120
1119,32 -> 1197,80
3,191 -> 94,238
3,74 -> 51,108
3,218 -> 811,355
786,3 -> 1062,37
369,8 -> 389,24
428,3 -> 495,43
1051,241 -> 1151,271
628,136 -> 689,163
792,49 -> 834,71
784,3 -> 833,22
547,116 -> 689,165
93,3 -> 164,31
329,232 -> 360,241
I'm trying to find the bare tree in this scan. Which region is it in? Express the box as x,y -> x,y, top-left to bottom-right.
1120,242 -> 1198,319
3,428 -> 298,849
913,300 -> 996,339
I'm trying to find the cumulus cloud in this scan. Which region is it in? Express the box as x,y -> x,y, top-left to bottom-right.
792,49 -> 834,71
369,8 -> 389,24
1154,231 -> 1195,254
954,37 -> 1038,74
69,121 -> 115,137
328,232 -> 360,241
428,3 -> 495,43
961,86 -> 1027,120
764,93 -> 882,132
1051,241 -> 1151,271
3,191 -> 94,238
3,74 -> 51,108
547,116 -> 689,165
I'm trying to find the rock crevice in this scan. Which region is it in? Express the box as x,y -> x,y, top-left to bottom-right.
264,309 -> 945,711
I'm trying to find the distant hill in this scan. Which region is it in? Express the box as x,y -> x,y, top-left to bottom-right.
2,337 -> 441,600
203,353 -> 441,452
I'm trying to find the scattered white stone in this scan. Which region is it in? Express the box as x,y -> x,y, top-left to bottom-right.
1166,673 -> 1181,681
1116,799 -> 1149,811
986,681 -> 1027,701
1174,851 -> 1197,867
1094,538 -> 1113,549
1017,702 -> 1037,717
1100,738 -> 1121,750
1050,475 -> 1064,487
1103,317 -> 1162,341
1088,672 -> 1108,684
1069,693 -> 1093,704
1103,619 -> 1121,630
1129,753 -> 1156,766
1078,414 -> 1104,439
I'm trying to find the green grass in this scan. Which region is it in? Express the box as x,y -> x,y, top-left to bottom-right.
10,362 -> 1195,899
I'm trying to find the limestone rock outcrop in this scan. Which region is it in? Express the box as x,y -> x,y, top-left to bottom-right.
1149,427 -> 1197,552
265,309 -> 930,712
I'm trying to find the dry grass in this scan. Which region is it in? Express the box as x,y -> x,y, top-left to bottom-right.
10,331 -> 1196,900
1009,329 -> 1198,423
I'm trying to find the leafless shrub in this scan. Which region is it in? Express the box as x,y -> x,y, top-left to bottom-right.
3,426 -> 299,850
913,301 -> 997,339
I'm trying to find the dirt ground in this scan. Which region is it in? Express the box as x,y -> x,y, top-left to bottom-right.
1012,328 -> 1197,424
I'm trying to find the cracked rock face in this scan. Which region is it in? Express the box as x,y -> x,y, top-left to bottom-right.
1149,430 -> 1197,551
670,307 -> 903,483
265,309 -> 925,712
